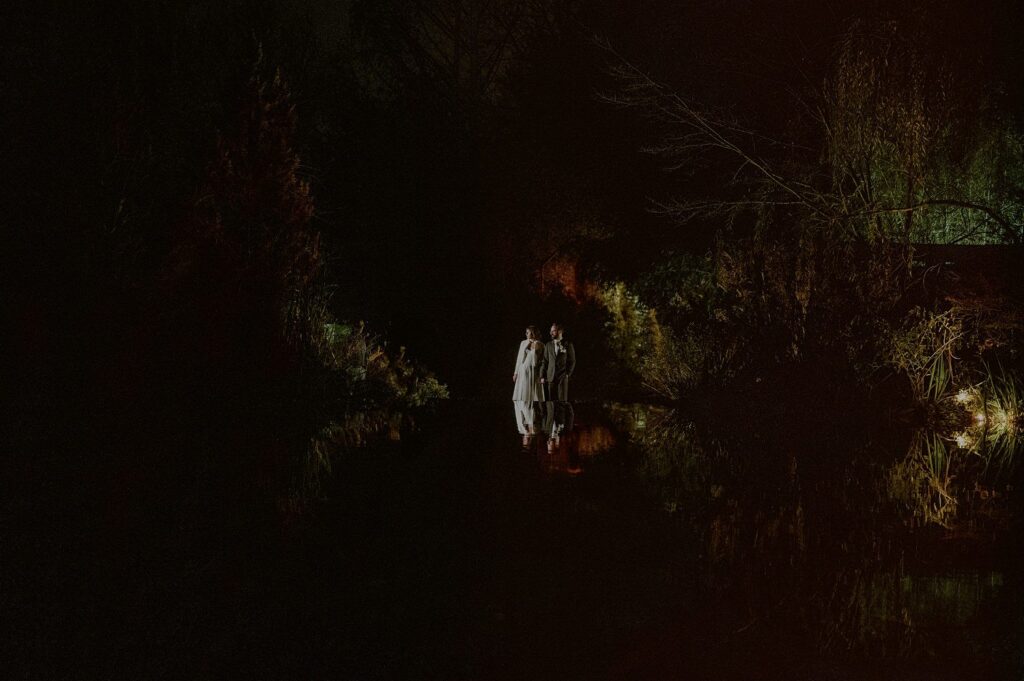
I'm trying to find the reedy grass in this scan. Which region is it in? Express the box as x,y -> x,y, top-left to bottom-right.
890,361 -> 1021,528
914,431 -> 958,527
282,283 -> 448,497
881,307 -> 963,403
976,362 -> 1021,473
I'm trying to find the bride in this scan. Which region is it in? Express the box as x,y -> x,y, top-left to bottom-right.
512,326 -> 545,403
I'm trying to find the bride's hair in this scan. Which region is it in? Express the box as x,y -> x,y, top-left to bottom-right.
525,325 -> 539,339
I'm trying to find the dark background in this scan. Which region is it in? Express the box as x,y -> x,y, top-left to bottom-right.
6,0 -> 1022,400
3,2 -> 1023,678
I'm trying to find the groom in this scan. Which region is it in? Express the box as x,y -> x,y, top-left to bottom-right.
541,323 -> 576,401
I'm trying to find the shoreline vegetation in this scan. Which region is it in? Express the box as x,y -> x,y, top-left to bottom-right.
551,13 -> 1024,532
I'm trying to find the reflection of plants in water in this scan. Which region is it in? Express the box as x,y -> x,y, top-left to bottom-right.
879,300 -> 1020,528
889,432 -> 957,527
816,570 -> 1005,657
574,424 -> 616,457
889,364 -> 1020,527
817,570 -> 914,656
302,411 -> 408,494
607,400 -> 1009,661
946,364 -> 1021,465
977,363 -> 1021,472
284,313 -> 447,497
605,403 -> 715,511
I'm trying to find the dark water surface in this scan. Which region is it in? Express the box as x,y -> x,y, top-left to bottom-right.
14,398 -> 1021,679
299,399 -> 1022,680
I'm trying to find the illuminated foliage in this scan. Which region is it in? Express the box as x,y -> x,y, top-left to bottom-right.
880,307 -> 963,402
827,17 -> 1024,244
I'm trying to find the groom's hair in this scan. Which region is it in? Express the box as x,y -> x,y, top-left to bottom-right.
551,322 -> 564,333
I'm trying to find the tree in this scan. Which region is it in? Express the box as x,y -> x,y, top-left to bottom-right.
826,16 -> 1024,244
350,0 -> 575,114
602,9 -> 1024,246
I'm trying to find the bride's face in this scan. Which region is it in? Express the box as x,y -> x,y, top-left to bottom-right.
525,328 -> 535,340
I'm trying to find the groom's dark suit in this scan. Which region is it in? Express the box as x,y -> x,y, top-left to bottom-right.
542,338 -> 575,401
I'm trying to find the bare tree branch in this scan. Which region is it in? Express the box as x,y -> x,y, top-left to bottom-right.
598,43 -> 834,222
853,199 -> 1022,242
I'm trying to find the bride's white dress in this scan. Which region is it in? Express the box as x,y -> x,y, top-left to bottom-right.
512,339 -> 545,402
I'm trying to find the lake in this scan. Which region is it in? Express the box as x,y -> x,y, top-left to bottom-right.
296,398 -> 1022,680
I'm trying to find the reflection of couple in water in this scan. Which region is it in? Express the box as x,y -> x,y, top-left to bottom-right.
513,399 -> 575,440
512,323 -> 576,405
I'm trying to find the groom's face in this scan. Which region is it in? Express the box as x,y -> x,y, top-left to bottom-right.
550,325 -> 560,340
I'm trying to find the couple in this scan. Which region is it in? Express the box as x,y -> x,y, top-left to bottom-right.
512,323 -> 576,403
